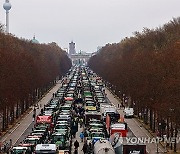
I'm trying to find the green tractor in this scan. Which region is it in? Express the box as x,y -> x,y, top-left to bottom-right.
51,132 -> 71,152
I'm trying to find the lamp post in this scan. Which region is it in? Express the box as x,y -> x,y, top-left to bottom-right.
156,139 -> 159,153
163,134 -> 167,153
169,108 -> 174,150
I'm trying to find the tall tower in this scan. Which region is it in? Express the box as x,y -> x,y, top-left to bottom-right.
69,41 -> 76,56
3,0 -> 12,33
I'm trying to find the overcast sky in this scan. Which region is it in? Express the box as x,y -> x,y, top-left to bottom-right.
0,0 -> 179,53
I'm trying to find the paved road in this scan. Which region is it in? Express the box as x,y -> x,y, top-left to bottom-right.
0,79 -> 85,154
0,80 -> 62,147
105,88 -> 165,154
0,81 -> 167,154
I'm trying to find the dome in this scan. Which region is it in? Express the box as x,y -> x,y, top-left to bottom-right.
31,36 -> 39,44
3,2 -> 11,11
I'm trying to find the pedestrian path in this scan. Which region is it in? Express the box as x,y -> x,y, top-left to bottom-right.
71,124 -> 84,154
105,88 -> 165,154
0,80 -> 62,147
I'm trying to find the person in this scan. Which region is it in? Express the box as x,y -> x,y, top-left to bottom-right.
88,141 -> 92,153
33,108 -> 36,116
32,113 -> 35,122
40,108 -> 43,115
79,118 -> 83,128
121,102 -> 125,109
80,131 -> 84,142
82,142 -> 88,154
71,120 -> 77,138
75,120 -> 78,132
3,141 -> 7,153
74,148 -> 78,154
84,130 -> 88,142
71,129 -> 76,138
74,140 -> 79,151
9,139 -> 12,148
102,87 -> 105,94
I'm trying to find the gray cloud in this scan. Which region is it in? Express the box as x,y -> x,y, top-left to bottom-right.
0,0 -> 179,52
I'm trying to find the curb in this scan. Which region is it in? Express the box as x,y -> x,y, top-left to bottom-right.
0,108 -> 32,142
0,81 -> 60,143
106,86 -> 171,153
106,86 -> 122,102
135,118 -> 180,154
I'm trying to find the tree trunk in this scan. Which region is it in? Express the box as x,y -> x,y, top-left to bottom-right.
16,102 -> 19,119
170,121 -> 173,150
10,106 -> 14,124
145,107 -> 148,125
21,100 -> 24,114
153,110 -> 156,133
150,108 -> 153,130
166,118 -> 169,147
6,107 -> 9,128
2,107 -> 6,131
174,126 -> 177,152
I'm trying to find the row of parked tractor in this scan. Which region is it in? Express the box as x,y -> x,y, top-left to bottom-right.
11,66 -> 85,153
11,65 -> 146,154
84,67 -> 146,154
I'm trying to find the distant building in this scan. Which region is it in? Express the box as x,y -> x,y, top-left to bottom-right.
69,41 -> 76,55
70,51 -> 91,65
31,35 -> 39,44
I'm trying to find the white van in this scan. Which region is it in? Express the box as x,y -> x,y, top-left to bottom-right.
35,144 -> 57,154
124,108 -> 134,118
101,106 -> 117,120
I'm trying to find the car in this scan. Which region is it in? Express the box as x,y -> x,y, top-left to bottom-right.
56,120 -> 69,125
91,132 -> 105,145
124,107 -> 134,118
43,110 -> 53,116
31,132 -> 46,141
32,129 -> 48,137
88,123 -> 104,132
34,124 -> 48,130
85,101 -> 97,111
11,146 -> 31,154
60,105 -> 72,112
65,93 -> 74,98
27,135 -> 44,144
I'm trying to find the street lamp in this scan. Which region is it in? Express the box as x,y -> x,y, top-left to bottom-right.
163,134 -> 168,153
156,136 -> 159,153
169,108 -> 174,150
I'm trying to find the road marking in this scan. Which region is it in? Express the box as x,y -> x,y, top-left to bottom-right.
13,120 -> 33,146
132,118 -> 151,138
1,81 -> 62,144
2,109 -> 33,143
132,118 -> 164,153
106,89 -> 165,154
111,101 -> 152,153
13,101 -> 49,145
